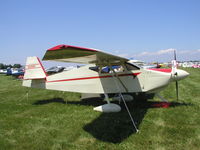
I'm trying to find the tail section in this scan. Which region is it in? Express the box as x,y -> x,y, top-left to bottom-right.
23,57 -> 46,89
24,57 -> 46,80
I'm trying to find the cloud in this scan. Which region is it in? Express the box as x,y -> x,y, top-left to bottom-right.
113,49 -> 130,58
138,51 -> 151,56
118,53 -> 129,57
156,48 -> 175,55
129,48 -> 200,62
131,48 -> 176,58
178,50 -> 190,54
106,48 -> 199,62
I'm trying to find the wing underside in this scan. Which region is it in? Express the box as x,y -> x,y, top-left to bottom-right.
42,45 -> 128,66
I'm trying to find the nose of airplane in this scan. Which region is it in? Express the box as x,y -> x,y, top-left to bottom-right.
172,69 -> 189,81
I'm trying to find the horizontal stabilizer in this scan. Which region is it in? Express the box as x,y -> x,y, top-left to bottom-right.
24,57 -> 46,80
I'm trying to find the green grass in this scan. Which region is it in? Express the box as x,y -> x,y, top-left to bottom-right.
0,68 -> 200,150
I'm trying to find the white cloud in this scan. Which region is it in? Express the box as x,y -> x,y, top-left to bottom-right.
131,48 -> 176,57
178,50 -> 190,54
112,48 -> 200,62
114,50 -> 119,53
129,49 -> 200,62
118,53 -> 129,57
138,51 -> 151,56
156,48 -> 175,55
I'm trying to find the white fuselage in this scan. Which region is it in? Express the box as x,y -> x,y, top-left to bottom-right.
23,64 -> 173,94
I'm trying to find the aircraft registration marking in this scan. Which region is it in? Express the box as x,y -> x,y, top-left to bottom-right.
26,64 -> 41,69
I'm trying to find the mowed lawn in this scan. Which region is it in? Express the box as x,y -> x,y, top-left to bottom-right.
0,68 -> 200,150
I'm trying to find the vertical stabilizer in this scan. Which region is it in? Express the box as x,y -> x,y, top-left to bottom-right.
24,57 -> 46,80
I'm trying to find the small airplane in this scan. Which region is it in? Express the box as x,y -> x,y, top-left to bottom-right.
46,66 -> 65,75
0,69 -> 7,74
7,67 -> 24,77
23,44 -> 189,132
128,59 -> 161,69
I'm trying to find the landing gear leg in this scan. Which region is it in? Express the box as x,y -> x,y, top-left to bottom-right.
104,93 -> 110,104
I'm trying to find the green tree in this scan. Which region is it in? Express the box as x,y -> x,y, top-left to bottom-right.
13,64 -> 22,68
0,63 -> 5,69
5,64 -> 12,68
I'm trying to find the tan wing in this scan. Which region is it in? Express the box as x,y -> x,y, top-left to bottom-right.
42,45 -> 128,65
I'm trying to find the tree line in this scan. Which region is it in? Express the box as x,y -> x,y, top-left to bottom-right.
0,63 -> 22,69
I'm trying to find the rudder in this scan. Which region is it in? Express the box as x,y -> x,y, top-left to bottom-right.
24,57 -> 46,80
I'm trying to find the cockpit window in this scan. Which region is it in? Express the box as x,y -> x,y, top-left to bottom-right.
125,62 -> 140,71
89,65 -> 125,73
101,66 -> 123,73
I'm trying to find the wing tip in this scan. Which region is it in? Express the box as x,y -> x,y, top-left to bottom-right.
47,44 -> 66,51
47,44 -> 98,52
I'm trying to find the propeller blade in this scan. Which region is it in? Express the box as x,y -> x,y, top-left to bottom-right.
174,49 -> 177,60
172,50 -> 178,75
174,50 -> 179,100
176,81 -> 179,100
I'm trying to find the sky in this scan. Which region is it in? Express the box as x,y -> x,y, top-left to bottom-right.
0,0 -> 200,67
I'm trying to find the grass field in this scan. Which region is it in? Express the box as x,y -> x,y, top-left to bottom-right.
0,68 -> 200,150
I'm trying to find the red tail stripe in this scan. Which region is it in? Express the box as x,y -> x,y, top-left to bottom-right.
36,57 -> 48,77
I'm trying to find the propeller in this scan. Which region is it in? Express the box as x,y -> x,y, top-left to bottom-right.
174,49 -> 177,60
172,50 -> 179,100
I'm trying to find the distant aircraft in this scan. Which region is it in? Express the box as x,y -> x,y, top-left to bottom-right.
0,69 -> 7,74
128,59 -> 161,69
7,68 -> 24,76
46,66 -> 65,75
22,44 -> 189,132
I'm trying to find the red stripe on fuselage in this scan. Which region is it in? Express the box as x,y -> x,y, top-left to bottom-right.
148,68 -> 172,73
46,72 -> 141,83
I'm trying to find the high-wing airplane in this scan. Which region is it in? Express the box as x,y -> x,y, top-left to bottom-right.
22,44 -> 189,132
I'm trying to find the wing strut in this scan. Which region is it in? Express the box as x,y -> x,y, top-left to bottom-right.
109,66 -> 139,132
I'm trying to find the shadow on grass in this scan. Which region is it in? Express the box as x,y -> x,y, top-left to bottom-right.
33,98 -> 66,105
33,97 -> 192,143
84,101 -> 147,143
82,99 -> 192,143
